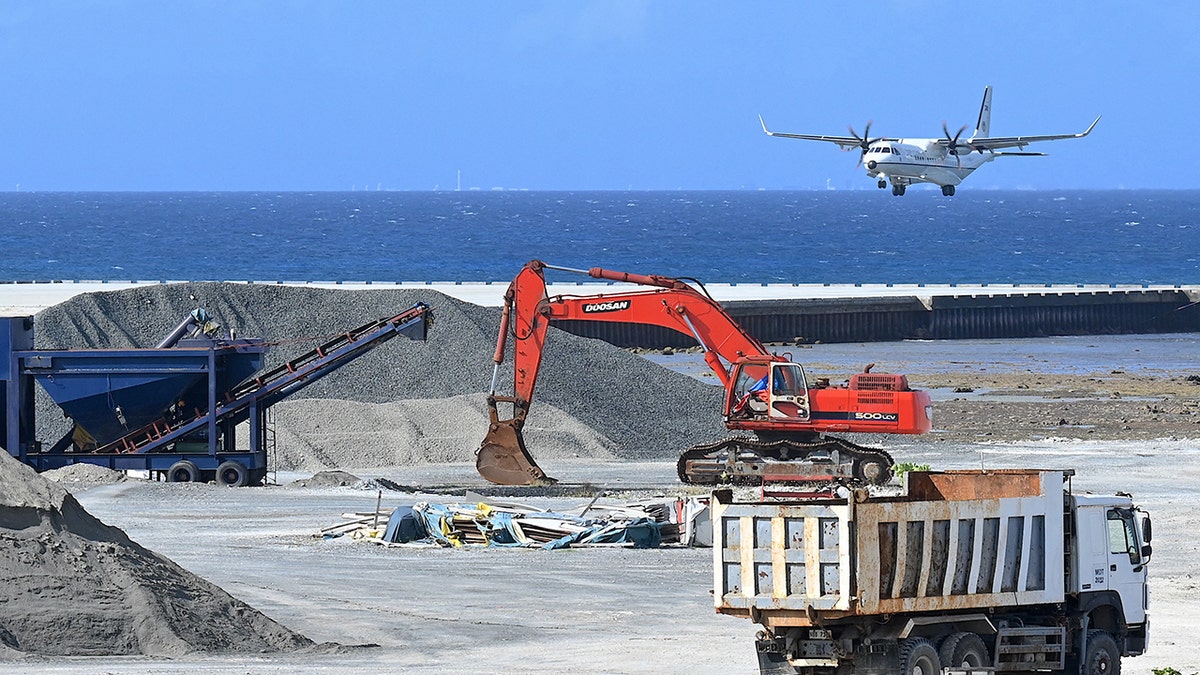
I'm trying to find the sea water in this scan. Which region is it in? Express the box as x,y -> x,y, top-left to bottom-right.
0,190 -> 1197,284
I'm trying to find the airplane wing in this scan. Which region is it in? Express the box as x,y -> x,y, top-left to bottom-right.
953,116 -> 1101,151
758,116 -> 897,150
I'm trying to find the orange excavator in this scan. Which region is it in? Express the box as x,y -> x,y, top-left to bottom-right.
477,260 -> 933,486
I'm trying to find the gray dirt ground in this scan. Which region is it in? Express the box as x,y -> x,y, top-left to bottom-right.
12,438 -> 1197,675
7,328 -> 1199,674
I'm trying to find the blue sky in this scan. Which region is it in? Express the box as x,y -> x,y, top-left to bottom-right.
0,2 -> 1194,191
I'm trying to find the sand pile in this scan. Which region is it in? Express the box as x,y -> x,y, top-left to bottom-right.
0,452 -> 313,656
288,470 -> 361,488
272,394 -> 617,471
32,283 -> 725,470
41,463 -> 129,485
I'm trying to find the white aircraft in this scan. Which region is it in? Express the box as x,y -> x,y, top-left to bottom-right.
759,86 -> 1100,196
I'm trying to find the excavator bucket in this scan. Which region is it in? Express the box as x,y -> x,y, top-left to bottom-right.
477,421 -> 556,486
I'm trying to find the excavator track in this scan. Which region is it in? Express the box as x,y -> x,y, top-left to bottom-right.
676,435 -> 894,486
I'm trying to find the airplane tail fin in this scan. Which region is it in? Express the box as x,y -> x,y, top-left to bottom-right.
973,86 -> 992,139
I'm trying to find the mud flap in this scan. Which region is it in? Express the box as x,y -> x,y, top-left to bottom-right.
756,637 -> 798,675
476,421 -> 556,486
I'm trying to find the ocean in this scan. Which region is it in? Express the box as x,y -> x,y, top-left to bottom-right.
0,190 -> 1197,285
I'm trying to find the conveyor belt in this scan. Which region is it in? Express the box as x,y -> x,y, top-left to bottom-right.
94,303 -> 432,455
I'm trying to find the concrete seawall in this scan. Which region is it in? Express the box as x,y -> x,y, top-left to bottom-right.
556,288 -> 1200,346
3,280 -> 1197,345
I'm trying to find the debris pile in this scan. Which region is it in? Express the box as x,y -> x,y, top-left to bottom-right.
33,283 -> 727,471
0,451 -> 313,657
321,495 -> 711,550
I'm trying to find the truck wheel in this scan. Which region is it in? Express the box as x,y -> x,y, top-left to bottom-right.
167,460 -> 200,483
939,632 -> 990,668
898,637 -> 940,675
216,461 -> 249,487
1084,630 -> 1121,675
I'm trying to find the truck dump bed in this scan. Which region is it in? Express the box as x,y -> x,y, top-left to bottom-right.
713,470 -> 1067,628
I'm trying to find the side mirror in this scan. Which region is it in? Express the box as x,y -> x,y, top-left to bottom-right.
1141,544 -> 1153,559
1142,515 -> 1152,543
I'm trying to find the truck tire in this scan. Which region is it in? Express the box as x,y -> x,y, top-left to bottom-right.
167,460 -> 200,483
216,460 -> 249,487
939,632 -> 990,669
1084,630 -> 1121,675
898,637 -> 940,675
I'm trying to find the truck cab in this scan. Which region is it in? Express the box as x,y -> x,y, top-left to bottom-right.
1071,495 -> 1152,654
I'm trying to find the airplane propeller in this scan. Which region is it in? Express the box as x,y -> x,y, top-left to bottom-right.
848,121 -> 879,168
942,122 -> 972,168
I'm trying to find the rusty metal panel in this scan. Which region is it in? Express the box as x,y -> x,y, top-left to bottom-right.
713,501 -> 853,613
857,471 -> 1065,614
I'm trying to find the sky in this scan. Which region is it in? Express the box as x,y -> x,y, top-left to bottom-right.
0,1 -> 1196,191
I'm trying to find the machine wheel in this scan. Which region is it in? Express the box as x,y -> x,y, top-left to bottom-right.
854,457 -> 891,485
216,460 -> 249,487
167,460 -> 200,483
941,184 -> 956,196
1083,630 -> 1120,675
939,632 -> 990,669
898,637 -> 940,675
878,179 -> 887,189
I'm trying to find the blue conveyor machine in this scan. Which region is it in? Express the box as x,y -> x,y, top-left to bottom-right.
1,304 -> 432,485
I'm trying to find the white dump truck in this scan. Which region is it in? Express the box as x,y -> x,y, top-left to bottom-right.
712,469 -> 1151,674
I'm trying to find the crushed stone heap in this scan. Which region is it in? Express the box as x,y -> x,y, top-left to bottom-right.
31,283 -> 726,471
0,452 -> 313,657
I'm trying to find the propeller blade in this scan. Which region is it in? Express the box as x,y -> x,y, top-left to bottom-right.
850,121 -> 873,167
942,121 -> 969,169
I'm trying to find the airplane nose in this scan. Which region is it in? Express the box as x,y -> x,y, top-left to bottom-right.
867,160 -> 878,170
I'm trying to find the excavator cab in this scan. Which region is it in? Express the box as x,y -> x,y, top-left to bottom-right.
727,360 -> 811,422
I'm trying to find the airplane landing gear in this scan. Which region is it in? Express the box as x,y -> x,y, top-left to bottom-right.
891,185 -> 906,196
878,179 -> 887,189
941,184 -> 956,196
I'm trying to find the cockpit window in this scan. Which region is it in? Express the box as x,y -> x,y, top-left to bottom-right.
881,147 -> 890,154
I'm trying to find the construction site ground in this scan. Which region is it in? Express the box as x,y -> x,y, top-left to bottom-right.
13,332 -> 1200,674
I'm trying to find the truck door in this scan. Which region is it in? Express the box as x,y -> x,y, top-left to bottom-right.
1105,508 -> 1148,625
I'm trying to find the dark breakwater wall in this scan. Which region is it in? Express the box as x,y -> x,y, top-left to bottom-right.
553,289 -> 1200,347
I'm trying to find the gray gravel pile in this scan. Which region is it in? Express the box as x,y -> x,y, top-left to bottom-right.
0,452 -> 313,656
32,283 -> 725,470
287,470 -> 361,488
41,463 -> 129,485
271,394 -> 617,471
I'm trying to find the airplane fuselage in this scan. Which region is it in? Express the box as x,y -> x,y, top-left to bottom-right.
862,139 -> 995,193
